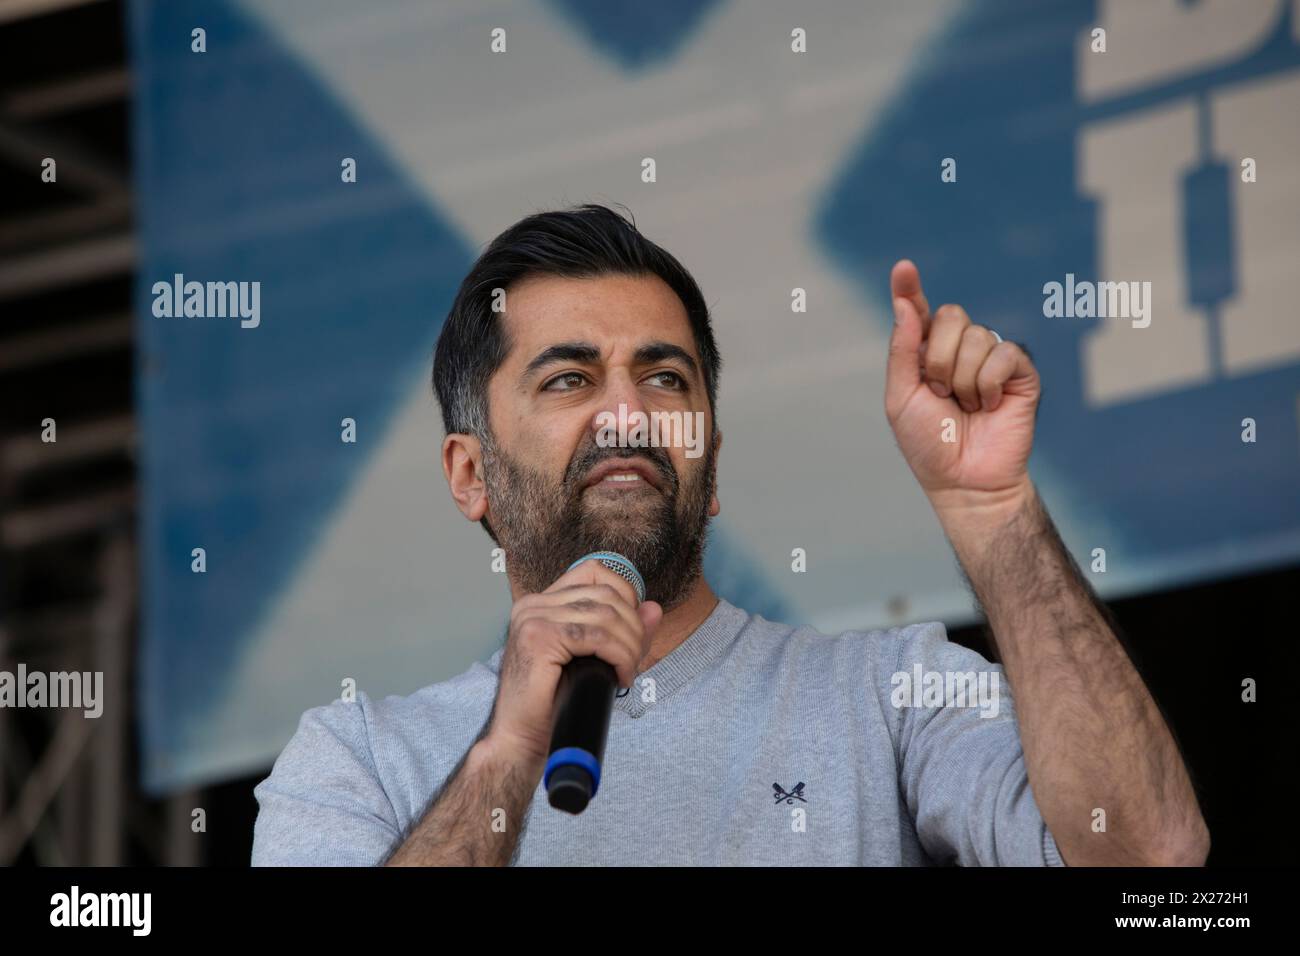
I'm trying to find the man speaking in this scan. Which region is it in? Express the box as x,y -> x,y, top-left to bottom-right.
251,203 -> 1208,867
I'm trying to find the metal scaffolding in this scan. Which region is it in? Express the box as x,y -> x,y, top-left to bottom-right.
0,0 -> 192,866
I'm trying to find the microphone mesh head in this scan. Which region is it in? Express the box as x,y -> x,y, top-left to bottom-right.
566,551 -> 646,604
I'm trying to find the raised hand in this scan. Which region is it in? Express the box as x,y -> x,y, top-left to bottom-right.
884,259 -> 1041,506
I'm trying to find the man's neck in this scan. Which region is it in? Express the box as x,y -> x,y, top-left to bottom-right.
641,576 -> 719,671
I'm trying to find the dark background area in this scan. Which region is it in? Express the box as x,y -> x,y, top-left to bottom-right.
1,0 -> 1293,867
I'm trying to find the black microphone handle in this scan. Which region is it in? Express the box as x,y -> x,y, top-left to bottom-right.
545,655 -> 617,814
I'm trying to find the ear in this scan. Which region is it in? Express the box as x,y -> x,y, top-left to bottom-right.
442,433 -> 488,522
708,427 -> 722,517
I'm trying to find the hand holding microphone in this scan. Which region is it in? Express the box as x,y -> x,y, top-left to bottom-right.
386,554 -> 659,865
481,554 -> 662,811
544,552 -> 648,814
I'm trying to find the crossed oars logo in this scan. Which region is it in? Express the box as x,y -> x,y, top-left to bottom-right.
772,782 -> 807,805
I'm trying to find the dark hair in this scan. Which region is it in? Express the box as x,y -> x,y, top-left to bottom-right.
432,203 -> 722,447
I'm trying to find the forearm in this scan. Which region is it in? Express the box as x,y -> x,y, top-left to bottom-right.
384,736 -> 540,866
931,480 -> 1209,866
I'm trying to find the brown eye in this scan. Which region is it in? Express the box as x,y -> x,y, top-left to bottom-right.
543,372 -> 587,391
647,371 -> 686,389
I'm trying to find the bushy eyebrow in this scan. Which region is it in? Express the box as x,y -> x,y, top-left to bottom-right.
634,342 -> 699,380
520,340 -> 700,383
521,342 -> 602,382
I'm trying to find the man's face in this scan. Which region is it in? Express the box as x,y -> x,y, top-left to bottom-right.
478,273 -> 720,610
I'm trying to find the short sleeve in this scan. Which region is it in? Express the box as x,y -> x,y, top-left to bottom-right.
252,693 -> 403,866
888,622 -> 1066,867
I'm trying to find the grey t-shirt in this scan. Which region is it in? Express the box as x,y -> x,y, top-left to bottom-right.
251,596 -> 1066,866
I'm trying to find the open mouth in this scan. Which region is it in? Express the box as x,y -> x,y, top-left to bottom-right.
585,470 -> 657,491
581,458 -> 665,492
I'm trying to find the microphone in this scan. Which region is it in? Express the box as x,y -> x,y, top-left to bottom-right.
544,551 -> 646,815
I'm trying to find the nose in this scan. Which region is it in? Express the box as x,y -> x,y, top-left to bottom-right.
589,369 -> 649,447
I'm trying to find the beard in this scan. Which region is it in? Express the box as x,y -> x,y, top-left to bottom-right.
480,428 -> 715,611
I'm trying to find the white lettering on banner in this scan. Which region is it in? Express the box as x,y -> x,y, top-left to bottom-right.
1079,0 -> 1283,102
1212,73 -> 1300,374
1075,4 -> 1300,407
1079,101 -> 1208,406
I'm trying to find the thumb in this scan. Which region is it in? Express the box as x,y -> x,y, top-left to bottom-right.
885,296 -> 924,415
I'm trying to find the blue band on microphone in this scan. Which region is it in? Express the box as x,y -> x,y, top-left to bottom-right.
544,746 -> 602,796
566,551 -> 645,604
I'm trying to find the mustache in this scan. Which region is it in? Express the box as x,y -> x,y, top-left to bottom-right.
565,444 -> 677,494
